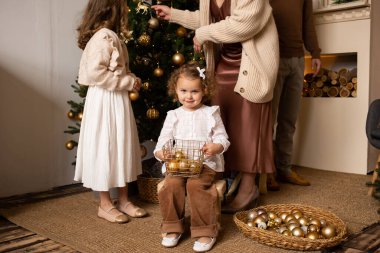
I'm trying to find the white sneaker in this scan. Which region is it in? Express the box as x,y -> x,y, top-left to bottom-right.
193,237 -> 216,252
161,233 -> 182,248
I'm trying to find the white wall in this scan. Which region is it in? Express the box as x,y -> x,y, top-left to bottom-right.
0,0 -> 87,197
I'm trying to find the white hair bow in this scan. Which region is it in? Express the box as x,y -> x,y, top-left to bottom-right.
196,67 -> 206,80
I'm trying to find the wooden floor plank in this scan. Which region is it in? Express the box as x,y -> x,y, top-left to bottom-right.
0,234 -> 48,252
9,239 -> 65,252
0,228 -> 35,243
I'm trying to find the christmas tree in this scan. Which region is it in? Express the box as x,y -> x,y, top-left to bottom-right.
65,0 -> 201,154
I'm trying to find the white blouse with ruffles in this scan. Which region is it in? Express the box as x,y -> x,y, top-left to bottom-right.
154,105 -> 230,172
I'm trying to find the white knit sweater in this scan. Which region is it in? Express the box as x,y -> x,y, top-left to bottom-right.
170,0 -> 279,103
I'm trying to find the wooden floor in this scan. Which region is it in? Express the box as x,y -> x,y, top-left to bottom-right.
1,184 -> 380,253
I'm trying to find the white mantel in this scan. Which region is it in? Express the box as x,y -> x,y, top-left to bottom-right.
292,1 -> 378,175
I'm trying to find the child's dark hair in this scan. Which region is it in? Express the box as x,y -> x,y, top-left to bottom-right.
77,0 -> 129,50
167,62 -> 216,103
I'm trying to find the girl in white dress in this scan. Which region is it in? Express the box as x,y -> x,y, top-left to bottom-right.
154,63 -> 230,252
74,0 -> 147,223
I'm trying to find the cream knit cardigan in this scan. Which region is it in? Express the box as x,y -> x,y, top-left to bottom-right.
170,0 -> 279,103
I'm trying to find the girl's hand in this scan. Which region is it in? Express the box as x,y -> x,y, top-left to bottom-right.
151,5 -> 171,20
133,77 -> 141,91
202,143 -> 223,157
155,150 -> 165,161
193,36 -> 202,53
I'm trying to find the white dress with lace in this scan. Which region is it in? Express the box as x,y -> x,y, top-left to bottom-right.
74,28 -> 141,191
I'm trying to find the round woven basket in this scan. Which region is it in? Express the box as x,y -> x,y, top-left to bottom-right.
137,175 -> 163,203
233,203 -> 347,251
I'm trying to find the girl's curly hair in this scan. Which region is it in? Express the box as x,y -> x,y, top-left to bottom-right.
77,0 -> 129,50
167,62 -> 216,104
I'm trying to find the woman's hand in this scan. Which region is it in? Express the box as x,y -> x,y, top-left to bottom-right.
311,58 -> 321,77
193,36 -> 202,53
151,5 -> 171,20
202,143 -> 223,157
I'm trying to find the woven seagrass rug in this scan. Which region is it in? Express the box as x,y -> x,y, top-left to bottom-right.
0,168 -> 378,253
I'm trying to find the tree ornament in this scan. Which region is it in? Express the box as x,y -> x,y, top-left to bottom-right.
153,66 -> 164,77
67,111 -> 75,119
136,1 -> 150,15
76,112 -> 83,121
148,17 -> 159,29
176,27 -> 187,37
121,31 -> 134,44
321,225 -> 336,239
65,140 -> 75,150
142,81 -> 151,90
147,107 -> 160,119
129,91 -> 139,101
140,144 -> 147,158
138,32 -> 151,46
172,52 -> 185,66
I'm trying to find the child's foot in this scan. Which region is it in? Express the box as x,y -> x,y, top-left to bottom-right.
193,237 -> 216,252
117,201 -> 147,218
161,233 -> 182,248
97,206 -> 129,223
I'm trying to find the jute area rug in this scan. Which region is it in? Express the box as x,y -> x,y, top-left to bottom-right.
1,168 -> 379,253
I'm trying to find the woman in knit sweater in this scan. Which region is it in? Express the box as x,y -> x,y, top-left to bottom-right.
153,0 -> 279,219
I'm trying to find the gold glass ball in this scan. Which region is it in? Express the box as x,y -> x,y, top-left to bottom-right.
282,230 -> 292,236
321,225 -> 336,239
137,33 -> 151,46
279,212 -> 289,222
256,208 -> 266,216
167,161 -> 179,172
293,212 -> 303,219
274,217 -> 282,226
259,214 -> 268,223
76,112 -> 83,121
147,108 -> 159,119
320,219 -> 327,228
246,220 -> 254,227
148,17 -> 159,29
298,217 -> 309,226
175,151 -> 184,159
257,221 -> 267,230
65,140 -> 75,150
129,91 -> 139,101
172,52 -> 185,66
189,161 -> 201,173
267,211 -> 277,220
179,159 -> 189,169
308,224 -> 319,233
153,67 -> 164,77
176,26 -> 187,37
306,231 -> 319,240
292,227 -> 305,237
309,219 -> 321,229
140,145 -> 147,158
247,210 -> 258,221
142,81 -> 150,90
67,111 -> 75,119
287,223 -> 299,232
285,214 -> 296,223
253,216 -> 265,225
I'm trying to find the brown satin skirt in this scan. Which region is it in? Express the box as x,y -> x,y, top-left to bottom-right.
213,46 -> 275,175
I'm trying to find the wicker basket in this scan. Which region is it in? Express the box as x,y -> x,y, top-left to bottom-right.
233,204 -> 347,251
137,175 -> 163,203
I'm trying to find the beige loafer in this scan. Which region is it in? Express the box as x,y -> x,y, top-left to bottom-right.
98,206 -> 129,223
117,202 -> 147,218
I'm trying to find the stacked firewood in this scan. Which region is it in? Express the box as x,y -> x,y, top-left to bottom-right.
303,68 -> 357,97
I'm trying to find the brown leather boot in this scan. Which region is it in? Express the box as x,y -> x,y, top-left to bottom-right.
278,170 -> 310,186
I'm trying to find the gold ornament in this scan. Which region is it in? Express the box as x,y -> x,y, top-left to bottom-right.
309,219 -> 321,229
179,159 -> 189,170
136,1 -> 149,14
153,67 -> 164,77
291,227 -> 305,237
77,112 -> 83,121
67,111 -> 75,119
189,161 -> 201,173
321,225 -> 336,239
308,224 -> 319,233
279,212 -> 289,222
247,210 -> 258,221
121,31 -> 134,44
306,231 -> 319,240
129,91 -> 139,101
246,220 -> 254,227
172,52 -> 185,66
148,17 -> 159,29
176,27 -> 187,37
142,81 -> 150,90
147,107 -> 160,119
256,209 -> 266,216
167,161 -> 179,172
140,145 -> 147,158
65,140 -> 75,150
175,150 -> 185,159
282,230 -> 292,236
138,33 -> 151,46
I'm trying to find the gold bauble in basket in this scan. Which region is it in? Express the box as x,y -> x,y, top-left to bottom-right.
167,160 -> 179,172
178,159 -> 189,170
321,225 -> 336,239
189,161 -> 201,173
175,150 -> 185,160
